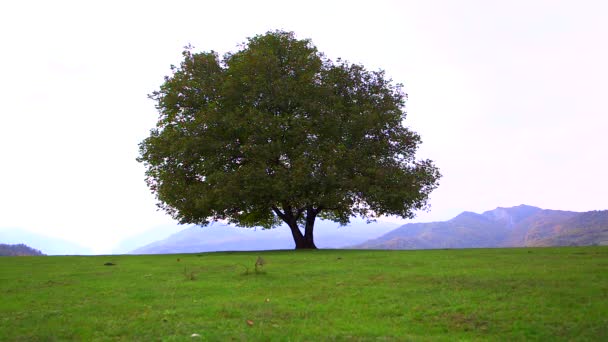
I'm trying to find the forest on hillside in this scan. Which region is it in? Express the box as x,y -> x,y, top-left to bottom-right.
0,243 -> 44,256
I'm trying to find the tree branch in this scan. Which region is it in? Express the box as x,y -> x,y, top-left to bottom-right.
271,206 -> 287,222
283,203 -> 294,221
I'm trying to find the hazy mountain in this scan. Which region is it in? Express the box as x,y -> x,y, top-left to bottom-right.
0,243 -> 45,256
528,210 -> 608,247
112,224 -> 184,254
130,219 -> 399,254
0,228 -> 92,255
355,205 -> 608,249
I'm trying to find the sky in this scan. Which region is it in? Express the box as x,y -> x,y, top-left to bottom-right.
1,0 -> 606,254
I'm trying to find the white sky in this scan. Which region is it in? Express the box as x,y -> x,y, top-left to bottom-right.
1,0 -> 606,253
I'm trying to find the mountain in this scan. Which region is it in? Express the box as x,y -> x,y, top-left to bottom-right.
130,223 -> 288,254
130,219 -> 399,254
112,224 -> 184,254
0,243 -> 45,256
355,205 -> 608,249
0,228 -> 92,255
528,210 -> 608,246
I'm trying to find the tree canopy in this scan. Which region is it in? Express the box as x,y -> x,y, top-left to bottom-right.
138,31 -> 441,249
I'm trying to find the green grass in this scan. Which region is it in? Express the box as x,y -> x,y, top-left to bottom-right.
1,247 -> 607,341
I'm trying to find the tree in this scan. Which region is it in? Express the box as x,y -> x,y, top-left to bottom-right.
138,31 -> 441,249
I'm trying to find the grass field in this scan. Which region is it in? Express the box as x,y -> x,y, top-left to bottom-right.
1,247 -> 607,341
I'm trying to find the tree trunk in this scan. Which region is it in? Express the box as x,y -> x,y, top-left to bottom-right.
302,207 -> 317,249
287,221 -> 317,249
296,234 -> 317,249
273,205 -> 318,250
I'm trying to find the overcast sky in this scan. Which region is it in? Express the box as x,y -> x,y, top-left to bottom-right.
1,0 -> 606,253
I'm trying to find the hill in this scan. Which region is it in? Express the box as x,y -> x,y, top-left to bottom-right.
112,224 -> 184,254
130,223 -> 288,254
356,205 -> 608,249
130,219 -> 398,254
530,210 -> 608,246
0,243 -> 44,256
0,228 -> 92,255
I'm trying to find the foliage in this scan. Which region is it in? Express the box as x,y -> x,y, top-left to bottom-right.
1,248 -> 607,340
138,30 -> 440,248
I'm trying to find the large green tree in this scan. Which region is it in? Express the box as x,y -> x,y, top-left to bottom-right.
138,31 -> 440,249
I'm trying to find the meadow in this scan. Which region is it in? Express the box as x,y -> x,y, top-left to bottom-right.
1,247 -> 607,341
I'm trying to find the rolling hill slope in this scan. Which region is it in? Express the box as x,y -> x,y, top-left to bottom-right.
355,205 -> 608,249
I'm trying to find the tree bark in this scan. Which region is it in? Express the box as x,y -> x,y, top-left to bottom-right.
302,207 -> 318,249
273,205 -> 318,249
286,220 -> 317,249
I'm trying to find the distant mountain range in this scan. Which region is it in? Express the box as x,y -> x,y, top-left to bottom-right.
3,205 -> 605,255
130,219 -> 399,254
354,205 -> 608,249
112,224 -> 185,254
